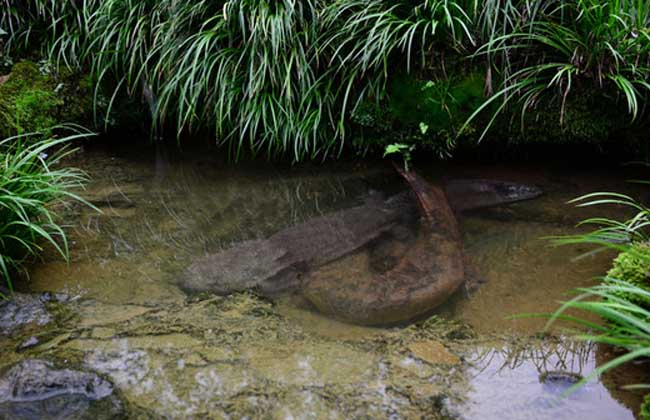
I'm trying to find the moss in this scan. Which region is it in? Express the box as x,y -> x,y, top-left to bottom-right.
606,241 -> 650,308
0,61 -> 97,137
0,62 -> 59,136
641,394 -> 650,420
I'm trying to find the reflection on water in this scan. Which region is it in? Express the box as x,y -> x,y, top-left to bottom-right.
13,144 -> 649,418
451,338 -> 635,420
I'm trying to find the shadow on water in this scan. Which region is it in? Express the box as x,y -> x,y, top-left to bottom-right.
5,142 -> 648,419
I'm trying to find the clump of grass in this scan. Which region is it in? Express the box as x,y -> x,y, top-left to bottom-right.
466,0 -> 650,140
551,189 -> 650,251
544,279 -> 650,391
0,0 -> 485,160
545,173 -> 649,396
4,1 -> 650,159
0,129 -> 94,298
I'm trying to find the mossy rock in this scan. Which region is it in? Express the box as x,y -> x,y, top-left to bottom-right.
0,61 -> 96,138
641,394 -> 650,420
606,241 -> 650,308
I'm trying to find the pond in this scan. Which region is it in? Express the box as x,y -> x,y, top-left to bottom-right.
2,142 -> 649,419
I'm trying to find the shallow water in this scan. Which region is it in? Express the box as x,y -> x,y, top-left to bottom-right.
7,144 -> 649,418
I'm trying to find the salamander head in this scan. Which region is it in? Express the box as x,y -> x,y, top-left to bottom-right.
445,179 -> 542,212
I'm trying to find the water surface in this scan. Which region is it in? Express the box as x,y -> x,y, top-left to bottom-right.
10,144 -> 649,419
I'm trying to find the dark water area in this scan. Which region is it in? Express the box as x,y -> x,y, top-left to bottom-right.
3,140 -> 649,419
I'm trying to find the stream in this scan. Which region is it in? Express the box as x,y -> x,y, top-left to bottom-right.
1,142 -> 649,419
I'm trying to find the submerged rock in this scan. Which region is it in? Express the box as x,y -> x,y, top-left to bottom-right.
18,336 -> 40,351
539,370 -> 583,395
0,293 -> 52,335
407,341 -> 461,366
0,360 -> 120,420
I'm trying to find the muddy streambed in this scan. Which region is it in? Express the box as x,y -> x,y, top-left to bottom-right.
2,144 -> 649,419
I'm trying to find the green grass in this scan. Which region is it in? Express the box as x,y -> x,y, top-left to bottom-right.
465,0 -> 650,140
3,1 -> 650,159
544,172 -> 649,395
0,129 -> 95,298
0,1 -> 502,159
543,279 -> 650,392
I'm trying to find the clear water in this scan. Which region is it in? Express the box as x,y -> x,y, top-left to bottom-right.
7,143 -> 648,419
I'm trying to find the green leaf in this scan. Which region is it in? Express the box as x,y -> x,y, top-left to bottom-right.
383,143 -> 410,157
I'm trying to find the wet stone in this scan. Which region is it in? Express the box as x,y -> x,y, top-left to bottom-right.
0,293 -> 51,335
407,341 -> 461,366
539,370 -> 583,395
0,359 -> 121,420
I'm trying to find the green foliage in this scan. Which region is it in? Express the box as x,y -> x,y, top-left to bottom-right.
0,61 -> 61,136
487,91 -> 630,146
3,1 -> 650,159
351,72 -> 484,157
390,73 -> 484,136
467,0 -> 650,140
0,28 -> 11,73
543,279 -> 650,396
552,189 -> 649,249
546,173 -> 650,395
383,143 -> 414,171
0,130 -> 95,298
1,0 -> 483,160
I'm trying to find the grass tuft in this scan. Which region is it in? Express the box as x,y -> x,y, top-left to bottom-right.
0,128 -> 95,297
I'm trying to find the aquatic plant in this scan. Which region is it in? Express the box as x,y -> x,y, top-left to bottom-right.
0,130 -> 94,298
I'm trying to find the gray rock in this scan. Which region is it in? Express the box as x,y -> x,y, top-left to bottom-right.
0,360 -> 114,403
0,360 -> 120,420
0,294 -> 51,335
